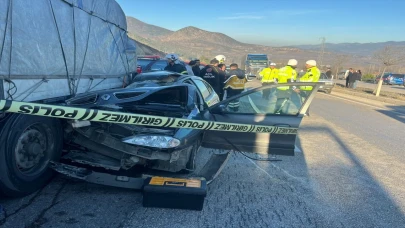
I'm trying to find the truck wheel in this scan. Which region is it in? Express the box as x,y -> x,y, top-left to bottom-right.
0,114 -> 63,197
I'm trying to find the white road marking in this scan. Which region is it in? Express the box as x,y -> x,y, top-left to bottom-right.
320,93 -> 405,116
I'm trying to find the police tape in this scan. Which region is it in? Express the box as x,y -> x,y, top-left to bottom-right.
0,100 -> 298,135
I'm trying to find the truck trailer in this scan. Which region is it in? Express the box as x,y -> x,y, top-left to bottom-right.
0,0 -> 137,196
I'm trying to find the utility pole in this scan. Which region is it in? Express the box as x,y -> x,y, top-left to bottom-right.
318,37 -> 326,67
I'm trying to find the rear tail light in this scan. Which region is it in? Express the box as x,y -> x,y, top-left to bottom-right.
137,66 -> 142,74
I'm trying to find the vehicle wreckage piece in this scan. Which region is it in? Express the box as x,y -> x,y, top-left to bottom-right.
50,150 -> 231,190
61,150 -> 122,171
50,162 -> 145,190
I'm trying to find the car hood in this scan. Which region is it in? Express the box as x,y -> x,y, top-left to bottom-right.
65,84 -> 192,110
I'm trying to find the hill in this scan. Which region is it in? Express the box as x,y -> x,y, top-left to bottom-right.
133,39 -> 165,57
126,17 -> 173,39
125,16 -> 397,70
289,41 -> 405,57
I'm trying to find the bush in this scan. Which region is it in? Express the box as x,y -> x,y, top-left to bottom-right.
362,73 -> 375,82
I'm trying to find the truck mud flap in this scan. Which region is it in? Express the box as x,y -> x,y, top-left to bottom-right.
50,162 -> 145,190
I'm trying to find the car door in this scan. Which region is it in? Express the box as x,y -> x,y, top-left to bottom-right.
201,82 -> 322,156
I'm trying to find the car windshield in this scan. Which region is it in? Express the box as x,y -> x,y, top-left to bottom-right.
389,74 -> 404,78
148,60 -> 168,71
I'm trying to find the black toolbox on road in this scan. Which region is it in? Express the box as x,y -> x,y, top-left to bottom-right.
142,177 -> 207,211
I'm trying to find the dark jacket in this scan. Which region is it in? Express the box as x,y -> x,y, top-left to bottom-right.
218,69 -> 227,82
226,69 -> 245,80
200,65 -> 224,95
192,65 -> 201,76
349,72 -> 357,83
164,63 -> 187,73
356,73 -> 362,81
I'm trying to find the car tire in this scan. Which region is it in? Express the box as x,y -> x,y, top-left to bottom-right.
0,114 -> 63,197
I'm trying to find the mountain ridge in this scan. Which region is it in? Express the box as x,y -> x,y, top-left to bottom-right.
125,16 -> 404,69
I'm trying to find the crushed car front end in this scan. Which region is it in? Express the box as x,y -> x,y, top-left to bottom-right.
52,74 -> 204,187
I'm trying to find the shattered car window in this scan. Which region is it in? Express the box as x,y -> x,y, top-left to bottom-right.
139,87 -> 188,105
128,75 -> 180,88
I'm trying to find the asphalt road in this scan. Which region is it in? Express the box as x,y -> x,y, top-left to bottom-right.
334,79 -> 405,94
1,91 -> 405,227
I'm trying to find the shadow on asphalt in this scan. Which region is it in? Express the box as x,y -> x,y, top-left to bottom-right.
377,106 -> 405,124
299,125 -> 405,226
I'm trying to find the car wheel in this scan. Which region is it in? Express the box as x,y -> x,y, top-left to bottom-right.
0,114 -> 63,197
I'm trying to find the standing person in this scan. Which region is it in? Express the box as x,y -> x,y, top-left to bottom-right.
348,68 -> 356,88
192,59 -> 201,76
277,59 -> 298,90
215,55 -> 226,64
261,62 -> 278,100
297,60 -> 321,116
164,53 -> 187,73
353,70 -> 362,89
274,59 -> 298,114
345,68 -> 352,88
259,62 -> 272,81
326,68 -> 332,79
223,63 -> 247,111
218,63 -> 226,72
185,60 -> 195,75
200,59 -> 224,99
217,63 -> 227,83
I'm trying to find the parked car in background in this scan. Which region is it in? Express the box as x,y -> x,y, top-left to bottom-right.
386,73 -> 404,85
137,55 -> 161,74
317,72 -> 334,94
143,59 -> 201,73
374,74 -> 390,84
337,71 -> 347,80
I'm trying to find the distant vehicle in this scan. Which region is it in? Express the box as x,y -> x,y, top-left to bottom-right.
137,55 -> 161,74
337,71 -> 347,80
317,72 -> 334,94
241,54 -> 269,78
386,73 -> 404,85
143,59 -> 190,73
374,73 -> 392,85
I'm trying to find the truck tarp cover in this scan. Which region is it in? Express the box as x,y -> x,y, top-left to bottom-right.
0,0 -> 136,81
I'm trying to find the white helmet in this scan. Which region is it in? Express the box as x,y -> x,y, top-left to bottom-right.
306,60 -> 317,66
270,62 -> 277,66
287,59 -> 298,66
165,53 -> 179,62
215,55 -> 226,63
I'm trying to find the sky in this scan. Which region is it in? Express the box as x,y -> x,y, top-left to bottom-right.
116,0 -> 405,46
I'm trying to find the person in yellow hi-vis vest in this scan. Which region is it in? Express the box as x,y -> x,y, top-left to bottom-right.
295,60 -> 320,116
261,62 -> 278,100
273,59 -> 298,114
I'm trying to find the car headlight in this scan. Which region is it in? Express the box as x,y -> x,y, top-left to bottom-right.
122,135 -> 180,148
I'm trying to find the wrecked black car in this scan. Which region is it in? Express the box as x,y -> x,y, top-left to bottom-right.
0,70 -> 322,196
62,71 -> 221,175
